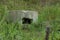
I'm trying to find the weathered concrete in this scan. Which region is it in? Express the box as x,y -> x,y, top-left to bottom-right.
6,10 -> 38,24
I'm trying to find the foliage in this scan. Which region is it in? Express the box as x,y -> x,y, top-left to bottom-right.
0,0 -> 60,40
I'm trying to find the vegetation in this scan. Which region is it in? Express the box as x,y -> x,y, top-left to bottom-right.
0,0 -> 60,40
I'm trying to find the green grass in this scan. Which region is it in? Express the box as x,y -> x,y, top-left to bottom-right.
0,2 -> 60,40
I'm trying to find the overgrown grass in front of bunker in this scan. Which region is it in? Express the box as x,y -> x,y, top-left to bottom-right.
0,5 -> 60,40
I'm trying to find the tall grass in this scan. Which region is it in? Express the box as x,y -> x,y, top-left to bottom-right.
0,4 -> 60,40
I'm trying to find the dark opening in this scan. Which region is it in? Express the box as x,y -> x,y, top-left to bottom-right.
22,17 -> 32,24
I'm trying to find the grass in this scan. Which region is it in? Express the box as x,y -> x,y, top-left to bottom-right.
0,2 -> 60,40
